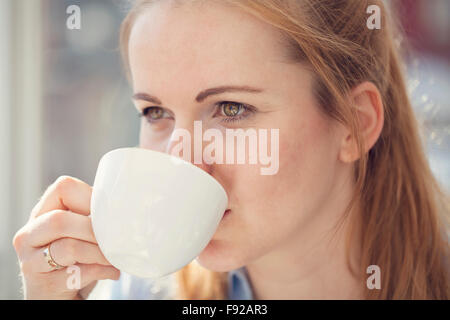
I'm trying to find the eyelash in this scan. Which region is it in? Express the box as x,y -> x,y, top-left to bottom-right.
138,101 -> 255,124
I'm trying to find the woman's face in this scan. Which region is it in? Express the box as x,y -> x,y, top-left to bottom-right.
129,1 -> 347,271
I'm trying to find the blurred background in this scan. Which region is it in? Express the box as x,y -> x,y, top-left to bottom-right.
0,0 -> 449,299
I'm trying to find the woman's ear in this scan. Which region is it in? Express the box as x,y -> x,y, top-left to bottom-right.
339,81 -> 384,163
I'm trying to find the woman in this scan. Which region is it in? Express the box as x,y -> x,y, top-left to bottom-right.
13,0 -> 449,299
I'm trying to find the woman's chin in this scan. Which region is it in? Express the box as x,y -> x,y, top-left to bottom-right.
195,239 -> 243,272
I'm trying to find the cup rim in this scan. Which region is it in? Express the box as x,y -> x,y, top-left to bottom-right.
100,147 -> 228,200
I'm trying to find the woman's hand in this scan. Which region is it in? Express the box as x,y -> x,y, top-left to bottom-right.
12,176 -> 121,300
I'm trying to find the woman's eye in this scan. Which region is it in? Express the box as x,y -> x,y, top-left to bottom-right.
138,102 -> 255,125
222,102 -> 243,117
217,101 -> 255,123
139,107 -> 168,123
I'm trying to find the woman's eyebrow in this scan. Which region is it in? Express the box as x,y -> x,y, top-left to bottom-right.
195,85 -> 264,103
132,93 -> 162,105
132,85 -> 264,105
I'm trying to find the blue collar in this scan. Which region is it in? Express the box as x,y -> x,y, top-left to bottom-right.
107,268 -> 254,300
227,267 -> 254,300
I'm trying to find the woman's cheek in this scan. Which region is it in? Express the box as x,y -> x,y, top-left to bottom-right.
139,124 -> 172,152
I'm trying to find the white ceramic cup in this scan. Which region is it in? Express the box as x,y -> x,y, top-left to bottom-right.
90,147 -> 228,278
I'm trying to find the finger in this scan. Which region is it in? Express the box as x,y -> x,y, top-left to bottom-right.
25,210 -> 97,248
74,263 -> 121,288
49,238 -> 112,269
30,176 -> 92,220
21,244 -> 68,274
25,239 -> 112,273
28,263 -> 120,295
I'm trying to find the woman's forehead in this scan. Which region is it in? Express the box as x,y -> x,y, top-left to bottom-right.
128,0 -> 291,80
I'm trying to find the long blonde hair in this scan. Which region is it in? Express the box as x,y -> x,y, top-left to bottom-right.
119,0 -> 450,299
